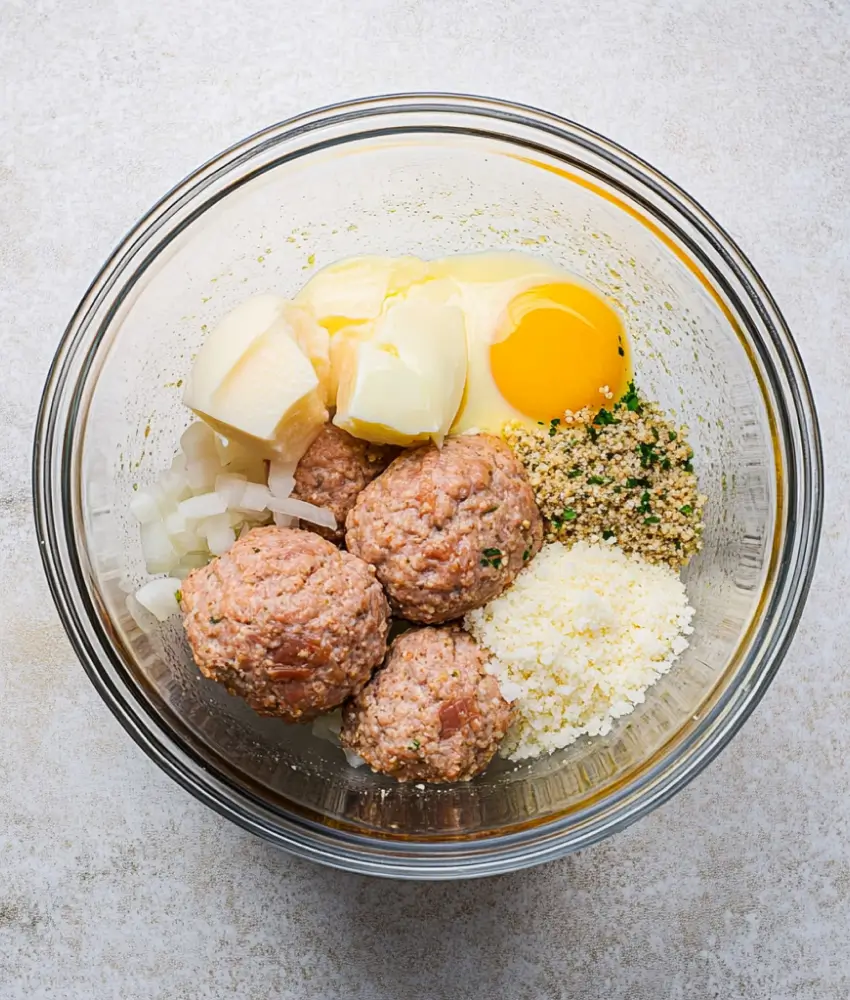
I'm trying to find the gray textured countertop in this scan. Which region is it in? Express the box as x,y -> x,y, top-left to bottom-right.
2,1 -> 848,997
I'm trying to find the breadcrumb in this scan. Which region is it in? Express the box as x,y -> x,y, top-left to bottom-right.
503,383 -> 706,567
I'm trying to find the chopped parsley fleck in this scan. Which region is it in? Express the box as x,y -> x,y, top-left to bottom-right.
626,476 -> 651,489
522,549 -> 530,561
548,417 -> 561,437
174,589 -> 182,604
668,430 -> 678,441
568,467 -> 583,478
563,508 -> 577,522
587,425 -> 599,443
639,490 -> 652,514
409,739 -> 421,751
612,485 -> 623,493
480,547 -> 503,569
209,615 -> 223,624
587,475 -> 606,485
619,380 -> 643,413
483,504 -> 500,514
682,458 -> 694,473
637,442 -> 657,468
679,504 -> 693,516
132,483 -> 138,491
602,529 -> 615,540
661,457 -> 672,471
593,407 -> 619,427
644,515 -> 661,524
651,426 -> 660,442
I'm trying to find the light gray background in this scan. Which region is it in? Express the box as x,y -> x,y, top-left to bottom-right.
1,1 -> 847,997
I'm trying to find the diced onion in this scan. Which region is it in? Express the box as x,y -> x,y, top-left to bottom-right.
206,519 -> 236,556
135,576 -> 183,621
130,489 -> 160,524
268,458 -> 297,499
215,473 -> 247,508
266,495 -> 336,530
180,421 -> 217,462
159,469 -> 191,503
173,552 -> 210,579
343,749 -> 366,768
140,520 -> 178,574
186,456 -> 221,493
312,709 -> 343,743
238,482 -> 274,512
273,511 -> 298,528
178,492 -> 228,520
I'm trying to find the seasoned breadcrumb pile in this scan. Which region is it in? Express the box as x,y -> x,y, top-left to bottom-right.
504,382 -> 706,568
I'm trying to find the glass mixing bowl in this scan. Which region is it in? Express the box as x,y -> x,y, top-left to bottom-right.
34,94 -> 822,879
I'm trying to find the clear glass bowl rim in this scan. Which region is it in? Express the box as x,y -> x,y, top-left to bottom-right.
33,92 -> 823,880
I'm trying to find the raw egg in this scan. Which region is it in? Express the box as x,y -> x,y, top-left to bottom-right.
490,280 -> 627,421
439,252 -> 628,434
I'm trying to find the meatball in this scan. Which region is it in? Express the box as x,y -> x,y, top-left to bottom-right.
340,626 -> 514,782
180,526 -> 390,722
345,434 -> 543,623
291,424 -> 398,543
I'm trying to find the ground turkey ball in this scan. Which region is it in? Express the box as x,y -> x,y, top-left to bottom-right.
291,424 -> 398,543
180,526 -> 390,722
340,626 -> 514,782
345,434 -> 543,623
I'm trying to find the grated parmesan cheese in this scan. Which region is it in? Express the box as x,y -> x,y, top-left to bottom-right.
464,540 -> 694,760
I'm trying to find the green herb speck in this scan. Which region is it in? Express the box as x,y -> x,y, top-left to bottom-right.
602,529 -> 615,540
593,407 -> 619,427
563,508 -> 577,522
587,475 -> 605,485
679,505 -> 693,516
174,590 -> 182,604
644,516 -> 661,524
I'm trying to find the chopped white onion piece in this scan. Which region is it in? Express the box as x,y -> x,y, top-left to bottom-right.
180,421 -> 217,462
159,469 -> 191,503
135,576 -> 184,621
206,519 -> 236,556
178,492 -> 228,520
238,482 -> 274,512
266,495 -> 336,530
170,452 -> 187,474
215,473 -> 247,508
186,456 -> 221,493
125,593 -> 156,633
197,512 -> 230,537
273,511 -> 298,528
173,552 -> 210,579
129,489 -> 160,524
312,709 -> 343,744
140,520 -> 178,574
343,748 -> 366,768
268,458 -> 297,499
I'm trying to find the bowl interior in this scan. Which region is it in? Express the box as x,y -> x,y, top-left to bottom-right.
76,121 -> 777,840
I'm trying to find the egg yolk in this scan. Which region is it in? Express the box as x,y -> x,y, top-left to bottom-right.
490,282 -> 627,421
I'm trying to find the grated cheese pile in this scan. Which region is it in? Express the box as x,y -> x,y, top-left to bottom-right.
464,540 -> 694,761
